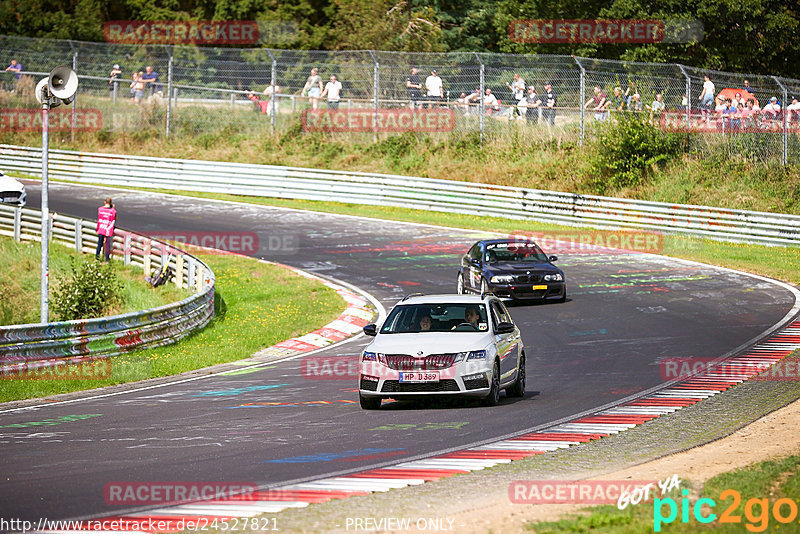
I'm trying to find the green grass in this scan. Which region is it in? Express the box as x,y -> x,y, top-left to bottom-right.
0,236 -> 186,325
525,454 -> 800,533
0,253 -> 346,402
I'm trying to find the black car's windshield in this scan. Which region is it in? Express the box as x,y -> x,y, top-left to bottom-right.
380,304 -> 489,333
486,241 -> 549,263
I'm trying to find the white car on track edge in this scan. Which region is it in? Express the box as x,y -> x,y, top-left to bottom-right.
358,293 -> 526,409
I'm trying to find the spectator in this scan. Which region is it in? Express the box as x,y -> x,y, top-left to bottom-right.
320,74 -> 342,109
95,197 -> 117,262
109,64 -> 122,98
425,68 -> 443,108
542,81 -> 557,125
130,72 -> 145,104
762,96 -> 781,124
525,86 -> 541,124
483,88 -> 500,115
610,86 -> 625,112
681,94 -> 689,112
699,74 -> 715,121
455,92 -> 470,114
624,81 -> 638,108
505,73 -> 526,119
720,99 -> 739,131
140,65 -> 160,96
406,67 -> 423,109
5,59 -> 22,80
263,83 -> 280,116
646,93 -> 665,123
732,92 -> 745,109
628,93 -> 643,112
739,99 -> 760,129
247,91 -> 269,113
302,67 -> 323,110
585,86 -> 608,122
743,79 -> 754,94
788,96 -> 800,123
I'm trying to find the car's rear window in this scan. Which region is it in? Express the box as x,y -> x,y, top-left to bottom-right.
380,304 -> 488,333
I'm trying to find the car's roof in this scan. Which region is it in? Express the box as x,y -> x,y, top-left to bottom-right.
398,294 -> 492,305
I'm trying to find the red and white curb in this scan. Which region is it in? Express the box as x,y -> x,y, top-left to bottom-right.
40,321 -> 800,533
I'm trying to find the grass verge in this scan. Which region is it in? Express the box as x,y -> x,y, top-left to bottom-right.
0,236 -> 186,325
0,253 -> 345,403
526,453 -> 800,533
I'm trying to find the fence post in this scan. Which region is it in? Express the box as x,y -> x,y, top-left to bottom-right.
176,254 -> 185,288
68,40 -> 78,142
573,57 -> 585,147
124,234 -> 131,265
475,53 -> 485,144
165,46 -> 174,138
74,219 -> 82,252
773,76 -> 789,166
13,207 -> 21,242
267,50 -> 277,135
677,64 -> 692,149
188,257 -> 196,290
369,50 -> 379,142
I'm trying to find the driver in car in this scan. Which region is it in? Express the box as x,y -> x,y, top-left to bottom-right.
452,306 -> 482,330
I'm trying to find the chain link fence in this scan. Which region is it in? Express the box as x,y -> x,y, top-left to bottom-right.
1,34 -> 798,164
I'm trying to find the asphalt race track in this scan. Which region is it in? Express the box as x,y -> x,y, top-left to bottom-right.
0,182 -> 796,523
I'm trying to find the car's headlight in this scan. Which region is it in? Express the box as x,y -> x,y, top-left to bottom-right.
544,273 -> 563,282
362,351 -> 377,361
454,350 -> 487,363
490,275 -> 514,283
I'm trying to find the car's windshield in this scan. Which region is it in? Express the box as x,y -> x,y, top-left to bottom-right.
485,241 -> 549,263
380,303 -> 489,333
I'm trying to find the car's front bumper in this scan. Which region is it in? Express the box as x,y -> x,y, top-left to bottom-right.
488,281 -> 565,301
359,361 -> 492,398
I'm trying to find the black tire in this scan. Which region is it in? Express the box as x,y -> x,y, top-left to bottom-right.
557,285 -> 567,303
484,360 -> 501,406
360,394 -> 381,410
508,353 -> 526,398
457,272 -> 465,294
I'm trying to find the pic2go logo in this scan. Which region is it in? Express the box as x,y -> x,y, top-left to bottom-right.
654,489 -> 800,532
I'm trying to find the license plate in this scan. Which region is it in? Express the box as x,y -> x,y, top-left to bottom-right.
532,285 -> 548,290
399,371 -> 439,383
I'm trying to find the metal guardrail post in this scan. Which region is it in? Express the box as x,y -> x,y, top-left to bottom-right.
13,207 -> 21,242
124,234 -> 131,265
144,240 -> 152,277
773,76 -> 789,166
176,255 -> 184,287
573,57 -> 586,147
188,257 -> 196,290
267,50 -> 277,135
166,47 -> 174,138
369,50 -> 379,143
475,53 -> 484,144
74,219 -> 82,253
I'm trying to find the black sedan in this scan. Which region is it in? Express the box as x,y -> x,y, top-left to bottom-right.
457,239 -> 566,302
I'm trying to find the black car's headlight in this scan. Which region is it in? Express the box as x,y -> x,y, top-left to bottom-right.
490,275 -> 514,283
544,273 -> 563,282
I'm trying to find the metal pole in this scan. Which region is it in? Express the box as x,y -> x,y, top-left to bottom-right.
165,47 -> 173,138
773,76 -> 789,166
267,50 -> 277,135
677,64 -> 692,149
68,41 -> 78,142
573,57 -> 585,146
475,53 -> 484,144
40,99 -> 50,323
369,50 -> 379,142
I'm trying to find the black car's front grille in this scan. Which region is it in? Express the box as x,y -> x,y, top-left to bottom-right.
360,377 -> 379,391
382,354 -> 457,370
381,379 -> 460,393
463,377 -> 489,390
514,273 -> 542,283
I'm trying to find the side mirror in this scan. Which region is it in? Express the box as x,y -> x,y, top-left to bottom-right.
549,255 -> 558,262
363,324 -> 378,336
496,322 -> 515,334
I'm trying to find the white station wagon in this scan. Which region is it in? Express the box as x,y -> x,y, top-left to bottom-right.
358,293 -> 526,409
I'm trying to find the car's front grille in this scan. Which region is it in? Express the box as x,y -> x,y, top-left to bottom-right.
382,353 -> 457,370
360,377 -> 379,391
514,274 -> 542,283
381,379 -> 460,393
463,377 -> 489,390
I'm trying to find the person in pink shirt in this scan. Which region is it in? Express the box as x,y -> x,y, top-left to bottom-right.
96,197 -> 117,261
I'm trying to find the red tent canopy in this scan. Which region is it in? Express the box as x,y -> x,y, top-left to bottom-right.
716,87 -> 759,107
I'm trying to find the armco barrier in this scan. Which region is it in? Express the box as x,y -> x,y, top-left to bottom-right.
1,144 -> 799,246
0,204 -> 215,370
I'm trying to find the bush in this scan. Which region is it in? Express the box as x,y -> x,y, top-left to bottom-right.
52,259 -> 123,321
589,113 -> 684,193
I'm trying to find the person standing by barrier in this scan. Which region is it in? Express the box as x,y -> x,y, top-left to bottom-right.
96,198 -> 117,262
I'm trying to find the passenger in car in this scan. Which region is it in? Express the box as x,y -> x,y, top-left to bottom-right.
419,315 -> 433,331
